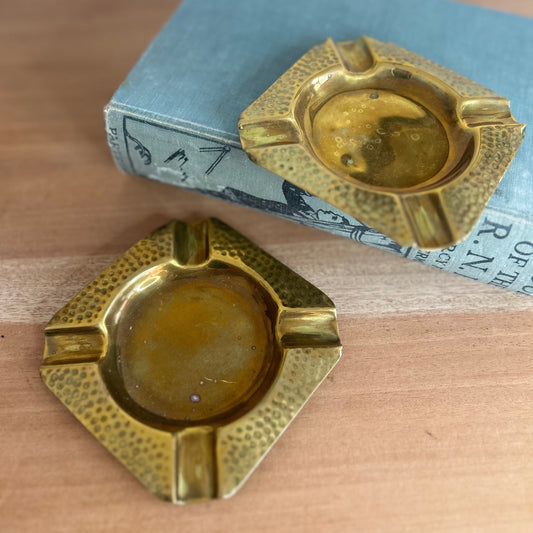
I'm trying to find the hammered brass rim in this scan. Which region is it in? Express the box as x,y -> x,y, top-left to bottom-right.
239,36 -> 525,249
40,219 -> 341,503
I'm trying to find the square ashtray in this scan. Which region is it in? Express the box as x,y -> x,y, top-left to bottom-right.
41,219 -> 341,503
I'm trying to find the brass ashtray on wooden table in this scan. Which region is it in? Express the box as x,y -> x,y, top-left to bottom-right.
239,36 -> 525,249
40,219 -> 341,503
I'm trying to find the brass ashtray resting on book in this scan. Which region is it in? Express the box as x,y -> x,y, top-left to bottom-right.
40,219 -> 341,504
239,36 -> 525,250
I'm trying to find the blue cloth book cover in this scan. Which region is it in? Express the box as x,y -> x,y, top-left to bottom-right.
105,0 -> 533,295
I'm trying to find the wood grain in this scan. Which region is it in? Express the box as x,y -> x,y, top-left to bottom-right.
1,1 -> 532,532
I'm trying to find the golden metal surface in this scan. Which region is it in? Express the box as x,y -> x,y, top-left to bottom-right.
40,219 -> 341,503
239,37 -> 525,249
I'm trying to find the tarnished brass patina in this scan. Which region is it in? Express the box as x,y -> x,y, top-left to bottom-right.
239,37 -> 525,249
40,219 -> 341,503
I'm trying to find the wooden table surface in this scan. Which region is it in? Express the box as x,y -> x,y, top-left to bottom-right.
2,1 -> 533,531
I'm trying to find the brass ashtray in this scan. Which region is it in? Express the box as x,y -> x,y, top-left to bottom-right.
239,36 -> 525,249
40,219 -> 341,503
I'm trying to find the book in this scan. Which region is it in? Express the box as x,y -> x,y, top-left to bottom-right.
104,0 -> 533,296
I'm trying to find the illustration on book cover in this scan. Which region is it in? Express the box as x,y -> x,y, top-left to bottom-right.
123,116 -> 406,256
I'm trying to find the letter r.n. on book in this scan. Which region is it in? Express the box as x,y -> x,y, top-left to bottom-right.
104,0 -> 533,295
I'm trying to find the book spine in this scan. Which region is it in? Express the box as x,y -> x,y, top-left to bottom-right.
104,104 -> 533,296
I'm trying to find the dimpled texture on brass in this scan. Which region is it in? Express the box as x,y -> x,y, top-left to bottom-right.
239,37 -> 525,250
40,219 -> 341,504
